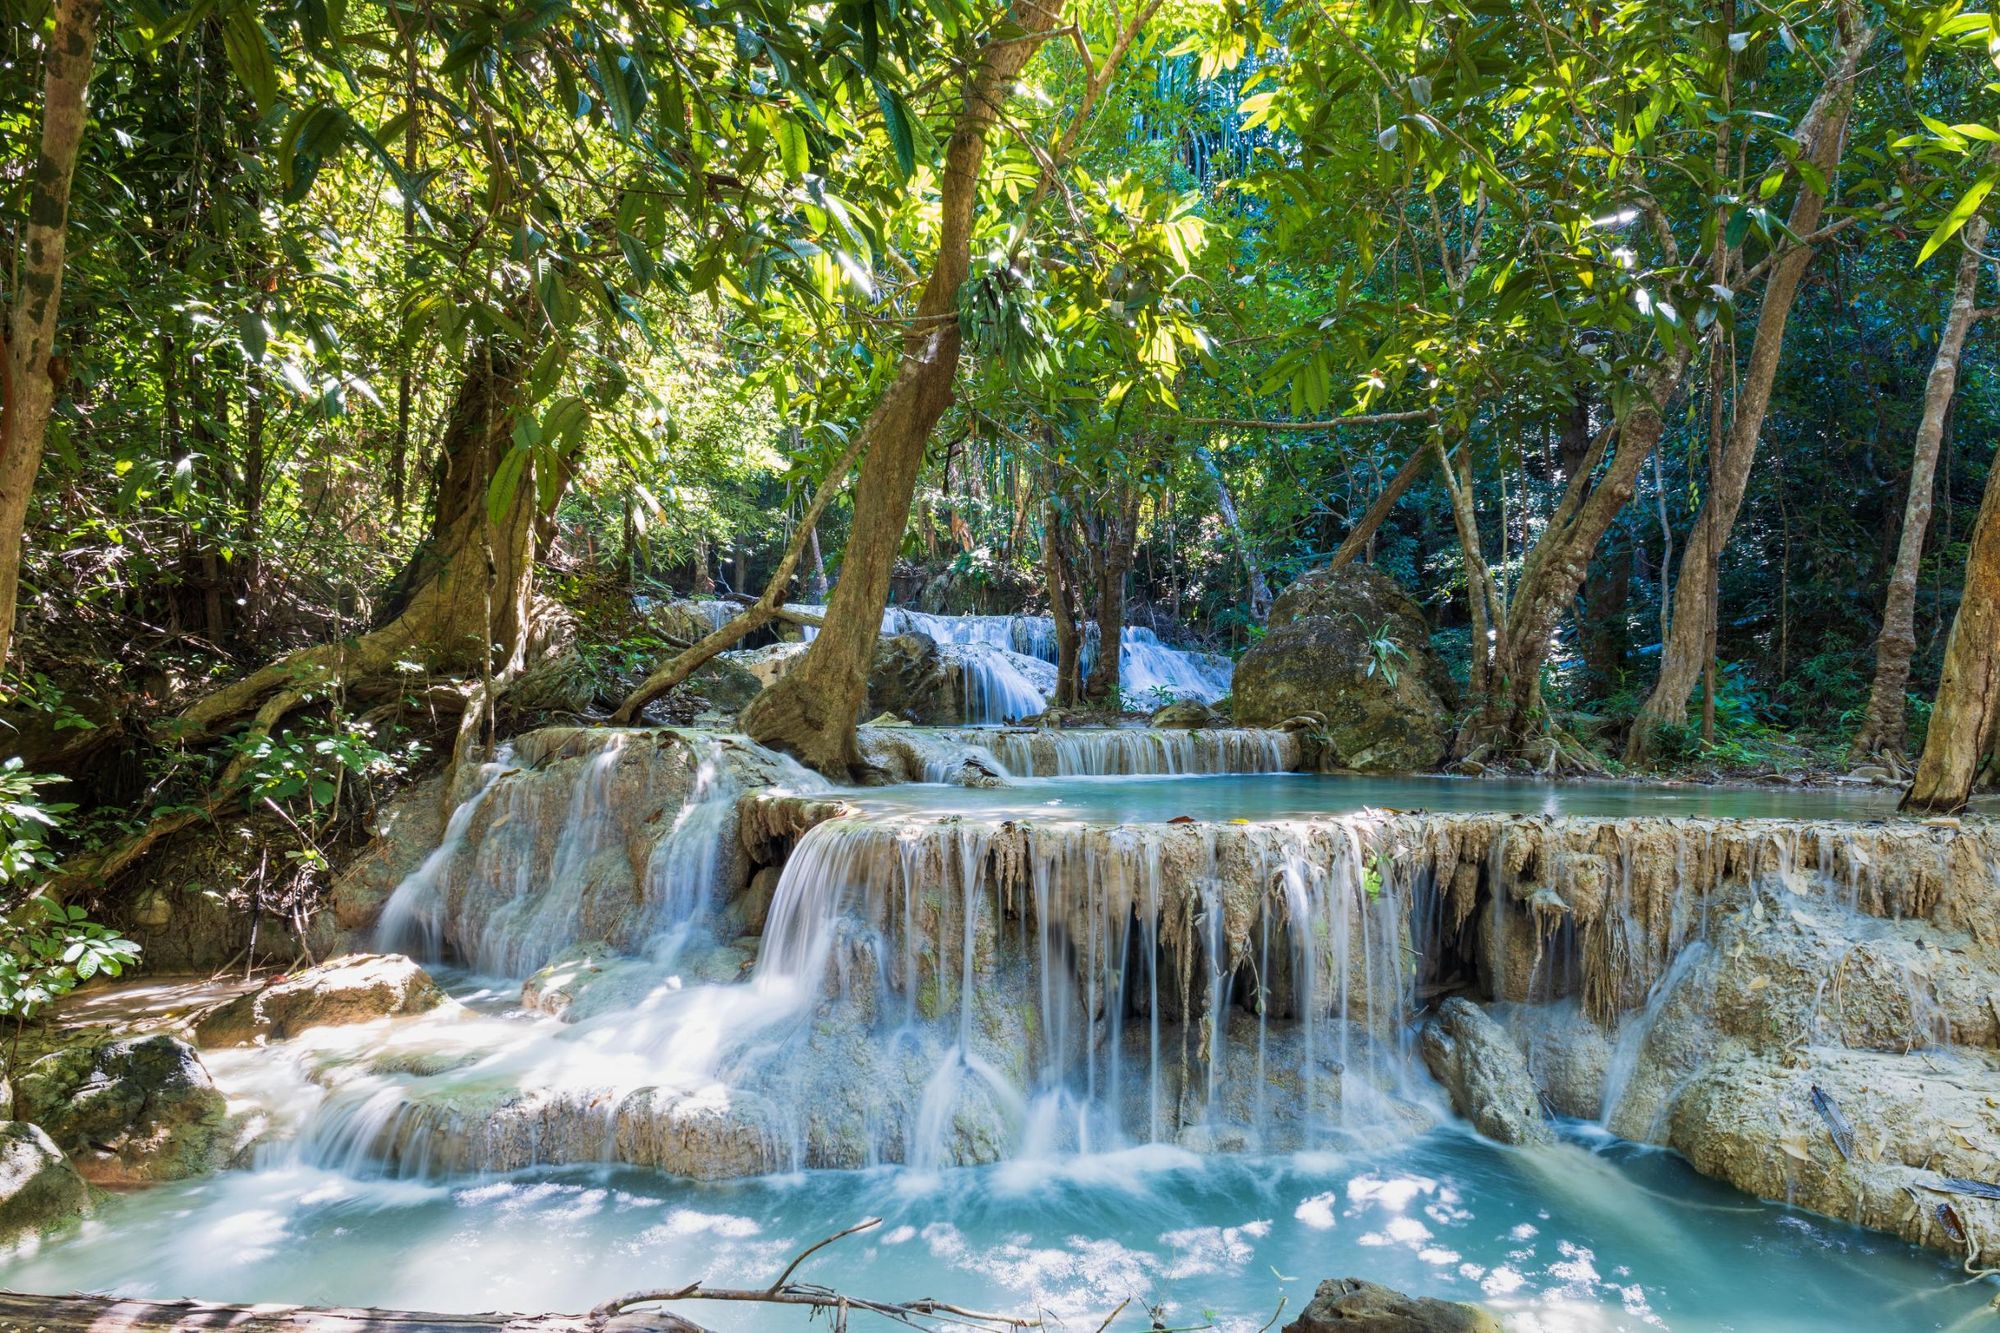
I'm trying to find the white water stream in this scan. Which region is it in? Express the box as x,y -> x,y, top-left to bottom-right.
0,728 -> 1986,1328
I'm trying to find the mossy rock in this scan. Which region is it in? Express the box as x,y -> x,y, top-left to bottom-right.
1233,565 -> 1451,772
17,1034 -> 230,1185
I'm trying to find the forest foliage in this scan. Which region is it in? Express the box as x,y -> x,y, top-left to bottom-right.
2,0 -> 2000,928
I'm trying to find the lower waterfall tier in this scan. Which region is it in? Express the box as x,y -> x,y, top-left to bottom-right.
293,725 -> 2000,1274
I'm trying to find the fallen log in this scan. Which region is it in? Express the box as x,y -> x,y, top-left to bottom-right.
0,1291 -> 698,1332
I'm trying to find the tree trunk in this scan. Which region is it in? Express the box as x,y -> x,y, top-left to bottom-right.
1458,351 -> 1690,758
1082,485 -> 1139,705
1627,20 -> 1872,760
1852,201 -> 1993,763
171,339 -> 541,744
1198,446 -> 1270,619
740,0 -> 1064,777
1044,499 -> 1084,707
1903,451 -> 2000,812
0,1289 -> 690,1333
0,0 -> 102,676
1328,436 -> 1431,572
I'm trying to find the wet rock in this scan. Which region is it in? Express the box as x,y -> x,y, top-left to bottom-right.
1666,1045 -> 2000,1265
522,945 -> 620,1018
1231,566 -> 1451,772
727,641 -> 809,687
686,658 -> 763,714
328,775 -> 449,936
16,1035 -> 229,1185
1285,1276 -> 1499,1333
612,1086 -> 787,1179
1419,998 -> 1553,1145
867,633 -> 959,724
1488,1000 -> 1613,1120
194,953 -> 444,1047
731,865 -> 783,937
1149,699 -> 1223,728
0,1123 -> 89,1242
858,726 -> 1009,786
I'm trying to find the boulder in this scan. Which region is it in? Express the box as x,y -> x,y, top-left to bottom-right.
16,1034 -> 229,1185
1231,566 -> 1451,772
1419,997 -> 1553,1145
686,658 -> 763,714
0,1123 -> 89,1242
1149,699 -> 1223,729
867,633 -> 958,724
1284,1277 -> 1499,1333
193,953 -> 444,1047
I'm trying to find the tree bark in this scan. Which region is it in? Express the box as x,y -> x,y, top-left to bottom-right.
1903,450 -> 2000,812
1328,436 -> 1432,571
1044,498 -> 1084,707
1082,484 -> 1140,704
1198,447 -> 1270,619
610,428 -> 864,723
1627,19 -> 1873,760
0,0 -> 102,675
739,0 -> 1065,776
168,338 -> 541,746
1851,200 -> 1993,763
1457,354 -> 1688,759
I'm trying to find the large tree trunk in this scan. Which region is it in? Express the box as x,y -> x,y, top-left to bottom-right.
1082,485 -> 1140,705
170,339 -> 541,745
1851,201 -> 1993,763
0,0 -> 101,676
740,1 -> 1064,776
1458,353 -> 1689,760
1903,452 -> 2000,812
1627,20 -> 1872,760
1044,498 -> 1085,707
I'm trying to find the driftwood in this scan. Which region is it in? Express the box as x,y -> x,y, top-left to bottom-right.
0,1218 -> 1068,1333
0,1291 -> 691,1332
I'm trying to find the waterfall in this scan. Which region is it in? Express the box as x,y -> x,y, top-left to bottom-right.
937,727 -> 1297,777
788,604 -> 1233,716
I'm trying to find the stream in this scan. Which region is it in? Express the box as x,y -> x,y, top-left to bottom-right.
1,711 -> 1990,1329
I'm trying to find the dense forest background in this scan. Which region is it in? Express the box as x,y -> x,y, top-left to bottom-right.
3,0 -> 2000,984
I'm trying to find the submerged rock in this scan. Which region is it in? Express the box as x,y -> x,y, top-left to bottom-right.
1285,1276 -> 1499,1333
0,1123 -> 89,1242
193,953 -> 444,1047
1230,566 -> 1450,772
1419,998 -> 1552,1145
16,1035 -> 229,1185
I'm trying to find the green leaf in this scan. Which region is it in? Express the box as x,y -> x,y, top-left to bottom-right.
1919,172 -> 1999,264
222,3 -> 278,118
873,77 -> 915,179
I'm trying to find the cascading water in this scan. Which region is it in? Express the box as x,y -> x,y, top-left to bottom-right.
790,604 -> 1231,721
3,730 -> 1993,1328
934,726 -> 1298,777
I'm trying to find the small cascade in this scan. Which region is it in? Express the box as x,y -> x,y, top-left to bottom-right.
942,642 -> 1054,724
939,727 -> 1298,777
372,729 -> 824,978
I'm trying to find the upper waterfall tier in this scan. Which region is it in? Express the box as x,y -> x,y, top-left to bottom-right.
788,604 -> 1233,722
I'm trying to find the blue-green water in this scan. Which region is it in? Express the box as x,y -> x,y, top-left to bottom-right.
0,1127 -> 1983,1330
